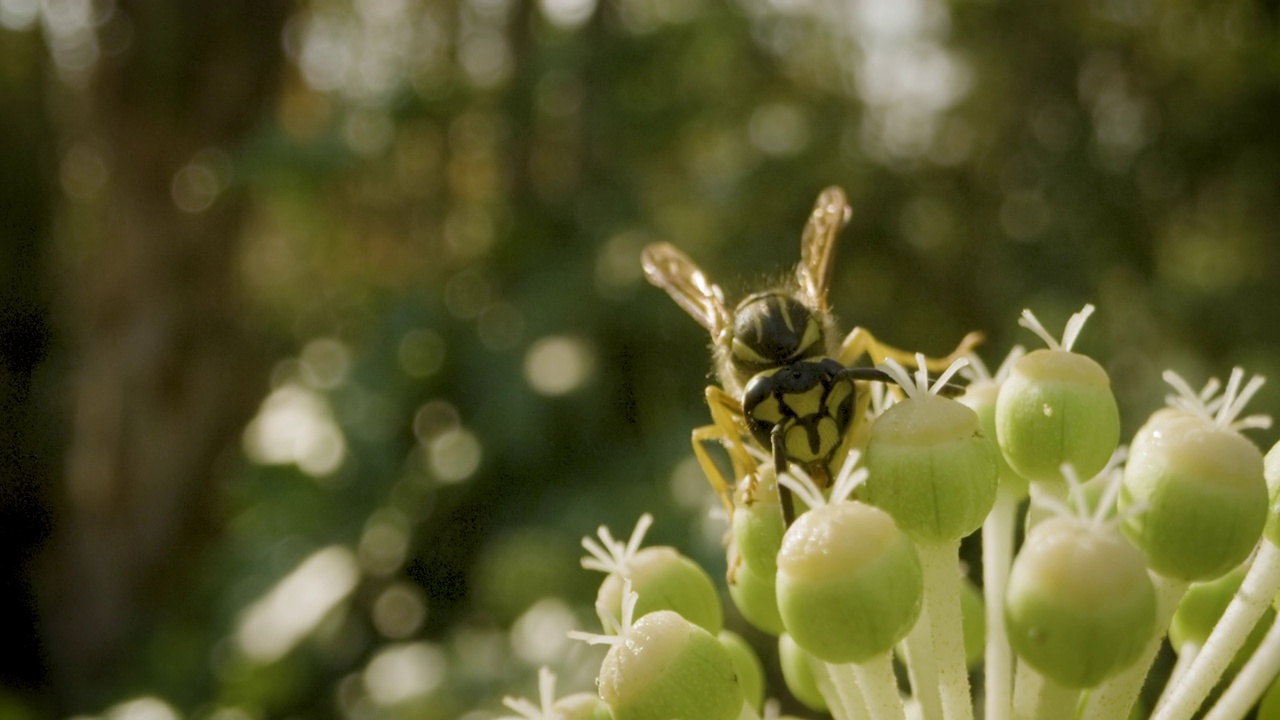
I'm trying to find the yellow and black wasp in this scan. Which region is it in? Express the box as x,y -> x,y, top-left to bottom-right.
641,187 -> 981,522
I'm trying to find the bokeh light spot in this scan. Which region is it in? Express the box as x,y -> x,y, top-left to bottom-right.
103,697 -> 180,720
236,546 -> 360,663
537,0 -> 596,29
359,515 -> 410,576
300,337 -> 352,389
427,427 -> 482,483
510,597 -> 577,665
363,642 -> 447,706
171,163 -> 220,213
595,232 -> 646,297
413,399 -> 460,441
372,583 -> 427,639
523,335 -> 594,395
458,30 -> 512,88
243,383 -> 347,477
0,0 -> 38,30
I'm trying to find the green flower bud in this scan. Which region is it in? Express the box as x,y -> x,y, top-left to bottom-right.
865,391 -> 999,543
718,630 -> 765,712
596,546 -> 723,634
598,610 -> 743,720
732,468 -> 786,576
775,500 -> 923,663
726,544 -> 785,636
959,377 -> 1030,498
1005,516 -> 1156,688
778,632 -> 828,712
996,348 -> 1120,484
1120,412 -> 1267,582
1169,563 -> 1276,674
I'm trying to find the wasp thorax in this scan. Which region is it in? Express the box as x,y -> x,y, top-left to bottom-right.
729,293 -> 824,372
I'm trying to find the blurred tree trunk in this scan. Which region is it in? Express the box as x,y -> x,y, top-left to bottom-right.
40,1 -> 290,708
0,28 -> 56,702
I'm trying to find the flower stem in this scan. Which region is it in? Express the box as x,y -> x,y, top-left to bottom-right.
1153,541 -> 1280,720
816,656 -> 864,720
1012,662 -> 1082,720
736,700 -> 763,720
1080,574 -> 1189,720
920,540 -> 975,720
983,489 -> 1020,720
829,654 -> 905,720
1202,613 -> 1280,720
901,604 -> 943,720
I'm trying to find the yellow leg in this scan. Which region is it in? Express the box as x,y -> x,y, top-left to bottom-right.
837,326 -> 984,372
690,386 -> 758,516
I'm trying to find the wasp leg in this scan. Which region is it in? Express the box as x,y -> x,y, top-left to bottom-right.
690,386 -> 757,516
836,326 -> 984,372
768,425 -> 797,525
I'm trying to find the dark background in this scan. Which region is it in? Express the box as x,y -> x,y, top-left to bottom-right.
2,0 -> 1280,717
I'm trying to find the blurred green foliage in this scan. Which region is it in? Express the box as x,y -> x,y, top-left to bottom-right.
3,0 -> 1280,717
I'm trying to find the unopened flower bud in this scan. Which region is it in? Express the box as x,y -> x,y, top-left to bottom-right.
776,499 -> 923,663
598,610 -> 743,720
1005,516 -> 1156,688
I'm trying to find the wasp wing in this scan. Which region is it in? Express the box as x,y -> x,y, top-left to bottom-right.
796,186 -> 852,313
641,242 -> 731,336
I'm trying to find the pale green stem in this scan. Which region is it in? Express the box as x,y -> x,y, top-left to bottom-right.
1013,658 -> 1040,720
1202,613 -> 1280,720
815,654 -> 864,720
1012,663 -> 1081,720
920,540 -> 974,720
1150,642 -> 1199,714
736,700 -> 763,720
983,489 -> 1020,720
1154,541 -> 1280,720
1080,574 -> 1189,720
900,604 -> 943,720
828,654 -> 905,720
1035,674 -> 1082,720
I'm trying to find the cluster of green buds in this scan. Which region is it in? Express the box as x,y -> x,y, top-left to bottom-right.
499,305 -> 1280,720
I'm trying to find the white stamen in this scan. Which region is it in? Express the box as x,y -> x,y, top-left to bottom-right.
568,581 -> 639,648
1090,447 -> 1129,527
995,345 -> 1028,383
580,514 -> 654,576
829,450 -> 870,505
1018,304 -> 1096,352
1161,368 -> 1271,432
878,358 -> 920,400
930,357 -> 971,394
878,355 -> 969,399
777,467 -> 828,511
500,666 -> 559,720
1060,304 -> 1096,352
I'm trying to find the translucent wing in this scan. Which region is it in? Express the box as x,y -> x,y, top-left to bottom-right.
641,242 -> 731,336
796,186 -> 852,313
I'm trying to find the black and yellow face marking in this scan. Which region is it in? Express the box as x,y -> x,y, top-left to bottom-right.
741,359 -> 857,470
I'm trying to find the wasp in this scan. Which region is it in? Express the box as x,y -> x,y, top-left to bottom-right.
641,187 -> 981,522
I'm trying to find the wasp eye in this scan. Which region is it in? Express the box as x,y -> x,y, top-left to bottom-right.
730,294 -> 823,370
